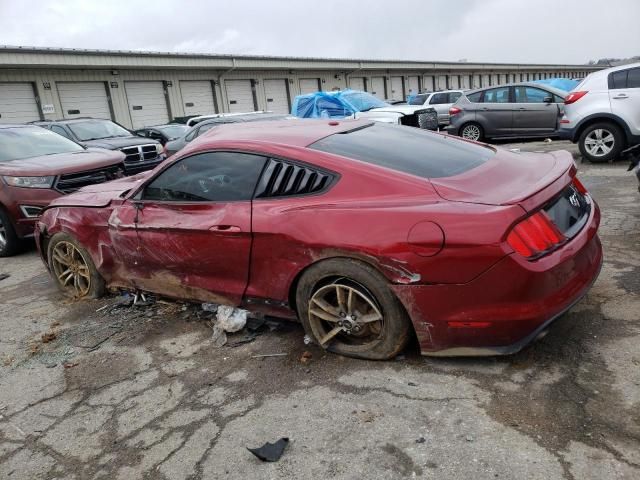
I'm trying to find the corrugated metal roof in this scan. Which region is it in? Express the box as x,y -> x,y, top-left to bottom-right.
0,45 -> 597,70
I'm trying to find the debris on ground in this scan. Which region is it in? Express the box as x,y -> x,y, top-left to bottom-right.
416,437 -> 426,444
216,305 -> 248,333
251,353 -> 287,358
303,334 -> 312,345
202,302 -> 218,312
247,437 -> 289,462
300,351 -> 313,363
0,273 -> 10,281
211,324 -> 228,347
41,331 -> 57,343
63,361 -> 79,369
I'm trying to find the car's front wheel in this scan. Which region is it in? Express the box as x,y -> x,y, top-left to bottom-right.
47,232 -> 105,299
296,258 -> 412,360
0,208 -> 20,257
460,122 -> 484,142
578,122 -> 624,163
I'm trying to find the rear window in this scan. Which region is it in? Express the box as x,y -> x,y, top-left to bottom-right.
309,123 -> 492,179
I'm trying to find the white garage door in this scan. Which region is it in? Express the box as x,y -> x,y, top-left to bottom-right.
0,83 -> 41,124
449,75 -> 460,89
180,81 -> 216,116
389,77 -> 404,101
407,76 -> 420,95
57,82 -> 111,120
299,78 -> 321,94
481,74 -> 490,87
370,77 -> 386,99
263,79 -> 290,114
423,76 -> 435,92
436,75 -> 447,90
473,74 -> 481,88
225,80 -> 255,113
125,81 -> 169,129
349,77 -> 366,91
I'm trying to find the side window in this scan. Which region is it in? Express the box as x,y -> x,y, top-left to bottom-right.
609,70 -> 628,89
51,125 -> 72,140
448,92 -> 462,103
627,68 -> 640,89
195,123 -> 215,139
554,94 -> 564,103
429,93 -> 448,104
142,152 -> 266,202
184,129 -> 197,142
466,91 -> 482,103
514,87 -> 548,103
483,87 -> 511,103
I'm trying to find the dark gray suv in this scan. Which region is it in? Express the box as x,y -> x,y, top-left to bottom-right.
446,83 -> 566,141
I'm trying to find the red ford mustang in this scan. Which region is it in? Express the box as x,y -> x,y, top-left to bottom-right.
35,119 -> 602,359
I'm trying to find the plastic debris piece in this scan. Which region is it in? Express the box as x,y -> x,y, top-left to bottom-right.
303,334 -> 312,345
251,353 -> 287,358
416,437 -> 426,444
216,305 -> 248,333
247,437 -> 289,462
0,273 -> 10,281
202,303 -> 218,313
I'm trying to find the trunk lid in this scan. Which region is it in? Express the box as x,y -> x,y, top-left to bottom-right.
430,148 -> 575,211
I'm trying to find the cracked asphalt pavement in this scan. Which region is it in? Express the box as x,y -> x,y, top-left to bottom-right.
0,141 -> 639,479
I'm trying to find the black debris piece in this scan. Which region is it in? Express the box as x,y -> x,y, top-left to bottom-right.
247,437 -> 289,462
0,273 -> 9,281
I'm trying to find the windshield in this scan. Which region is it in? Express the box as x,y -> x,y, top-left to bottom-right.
408,94 -> 429,105
0,126 -> 84,162
342,91 -> 390,111
68,119 -> 131,141
156,124 -> 189,139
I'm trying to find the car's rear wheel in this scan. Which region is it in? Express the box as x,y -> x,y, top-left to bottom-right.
460,122 -> 483,142
579,122 -> 624,163
48,233 -> 105,299
296,258 -> 412,360
0,208 -> 20,258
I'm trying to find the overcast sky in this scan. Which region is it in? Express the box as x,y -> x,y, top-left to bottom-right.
0,0 -> 638,64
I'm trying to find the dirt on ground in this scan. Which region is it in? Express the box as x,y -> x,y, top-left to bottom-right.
0,141 -> 639,479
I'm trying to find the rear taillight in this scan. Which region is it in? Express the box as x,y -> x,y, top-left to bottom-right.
507,211 -> 566,259
449,106 -> 462,116
572,177 -> 588,195
564,91 -> 588,105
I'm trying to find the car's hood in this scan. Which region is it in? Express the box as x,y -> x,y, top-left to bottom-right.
48,170 -> 152,208
82,136 -> 160,149
0,148 -> 125,176
430,146 -> 574,209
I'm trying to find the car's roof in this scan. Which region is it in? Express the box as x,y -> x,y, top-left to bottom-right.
198,113 -> 291,126
197,118 -> 372,148
585,62 -> 640,78
464,82 -> 566,97
38,117 -> 113,124
0,123 -> 41,130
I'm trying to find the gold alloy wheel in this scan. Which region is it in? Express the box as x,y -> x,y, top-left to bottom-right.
308,282 -> 384,347
51,241 -> 91,297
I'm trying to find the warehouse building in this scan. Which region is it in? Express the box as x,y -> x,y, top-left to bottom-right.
0,46 -> 600,129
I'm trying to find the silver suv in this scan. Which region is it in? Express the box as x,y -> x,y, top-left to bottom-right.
558,62 -> 640,162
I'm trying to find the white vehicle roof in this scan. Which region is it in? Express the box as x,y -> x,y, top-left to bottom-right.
577,62 -> 640,89
186,111 -> 270,127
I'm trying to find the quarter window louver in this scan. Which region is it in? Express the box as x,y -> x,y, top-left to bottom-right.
254,159 -> 333,198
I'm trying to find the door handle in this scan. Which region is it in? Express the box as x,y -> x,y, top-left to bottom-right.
613,94 -> 628,99
518,107 -> 527,110
209,225 -> 242,233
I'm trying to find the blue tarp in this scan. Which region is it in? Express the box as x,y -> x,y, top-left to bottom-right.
532,78 -> 580,92
291,89 -> 389,118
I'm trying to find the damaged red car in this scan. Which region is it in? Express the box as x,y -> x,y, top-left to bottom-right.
35,119 -> 602,359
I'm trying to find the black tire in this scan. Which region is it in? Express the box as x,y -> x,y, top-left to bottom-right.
460,122 -> 484,142
578,122 -> 624,163
47,232 -> 105,299
0,208 -> 20,258
296,258 -> 412,360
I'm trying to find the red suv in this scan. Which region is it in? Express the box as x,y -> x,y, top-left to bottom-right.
0,124 -> 125,256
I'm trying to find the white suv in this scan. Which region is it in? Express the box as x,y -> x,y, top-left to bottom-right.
406,90 -> 464,126
558,62 -> 640,162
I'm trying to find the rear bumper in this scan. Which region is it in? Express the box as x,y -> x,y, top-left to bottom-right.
557,125 -> 576,141
392,200 -> 602,356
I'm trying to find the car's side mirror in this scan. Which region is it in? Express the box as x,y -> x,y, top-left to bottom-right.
543,96 -> 553,103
